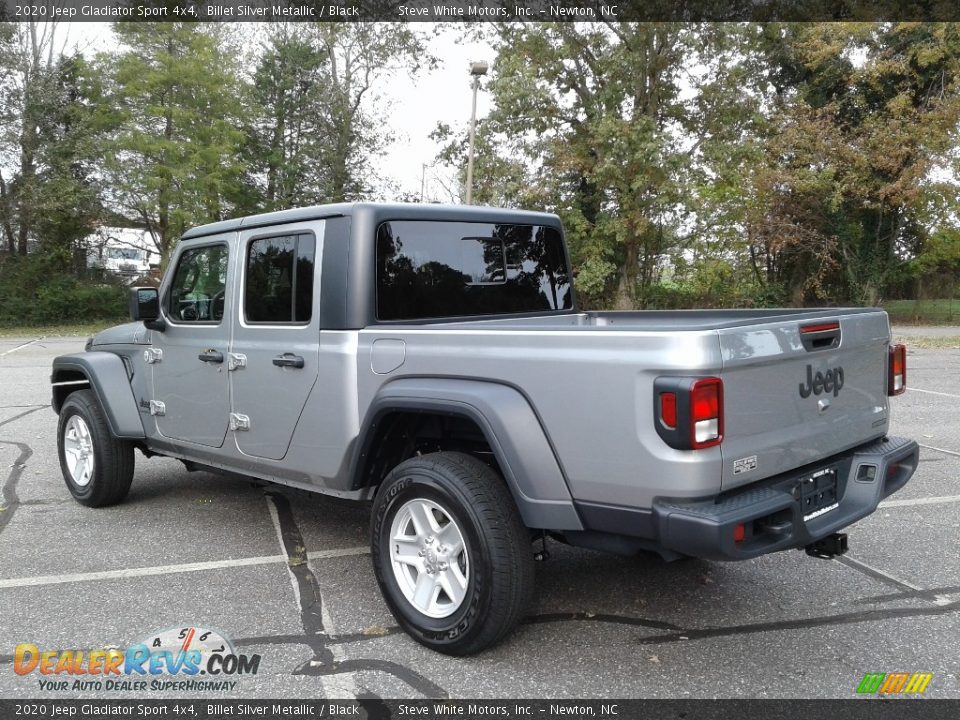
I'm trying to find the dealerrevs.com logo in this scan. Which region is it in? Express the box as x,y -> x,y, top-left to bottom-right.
13,626 -> 260,692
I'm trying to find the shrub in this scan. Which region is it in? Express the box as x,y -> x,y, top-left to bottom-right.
0,254 -> 127,326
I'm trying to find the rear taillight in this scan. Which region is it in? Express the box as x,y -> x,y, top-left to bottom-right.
659,392 -> 677,429
888,344 -> 906,396
654,376 -> 724,450
690,378 -> 723,449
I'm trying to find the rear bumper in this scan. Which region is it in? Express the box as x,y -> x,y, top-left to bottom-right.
652,436 -> 919,561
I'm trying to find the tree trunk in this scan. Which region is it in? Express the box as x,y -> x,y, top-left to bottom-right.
266,87 -> 285,205
157,41 -> 175,268
861,283 -> 880,307
73,243 -> 87,279
614,241 -> 640,310
17,142 -> 34,255
329,107 -> 350,202
790,285 -> 805,308
0,172 -> 15,254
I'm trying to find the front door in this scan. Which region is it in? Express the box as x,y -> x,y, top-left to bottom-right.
151,237 -> 233,448
229,223 -> 322,460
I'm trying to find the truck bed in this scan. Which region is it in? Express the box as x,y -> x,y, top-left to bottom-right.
361,306 -> 892,512
430,308 -> 881,331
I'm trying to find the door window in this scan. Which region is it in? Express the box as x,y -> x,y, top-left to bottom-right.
167,245 -> 229,323
244,233 -> 316,324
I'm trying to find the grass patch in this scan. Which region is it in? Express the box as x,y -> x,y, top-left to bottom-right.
893,334 -> 960,349
0,320 -> 124,338
884,299 -> 960,325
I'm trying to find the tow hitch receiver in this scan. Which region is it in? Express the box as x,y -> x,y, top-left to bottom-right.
805,532 -> 848,559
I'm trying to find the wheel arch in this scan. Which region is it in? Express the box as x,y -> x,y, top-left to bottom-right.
352,378 -> 583,531
51,353 -> 146,440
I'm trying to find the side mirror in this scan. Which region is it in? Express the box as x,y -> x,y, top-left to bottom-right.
129,287 -> 165,331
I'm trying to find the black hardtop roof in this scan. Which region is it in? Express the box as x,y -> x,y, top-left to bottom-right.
180,202 -> 562,241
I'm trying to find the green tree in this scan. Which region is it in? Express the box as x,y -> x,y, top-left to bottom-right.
461,22 -> 960,309
0,21 -> 70,256
0,27 -> 124,326
307,23 -> 432,202
99,22 -> 248,266
738,23 -> 960,305
441,24 -> 719,309
0,20 -> 16,253
0,22 -> 105,274
238,23 -> 430,211
240,26 -> 329,212
32,54 -> 105,276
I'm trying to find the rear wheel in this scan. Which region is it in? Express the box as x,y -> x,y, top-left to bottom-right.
371,451 -> 534,655
57,389 -> 134,507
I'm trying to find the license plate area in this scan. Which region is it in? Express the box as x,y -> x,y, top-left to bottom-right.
794,466 -> 840,521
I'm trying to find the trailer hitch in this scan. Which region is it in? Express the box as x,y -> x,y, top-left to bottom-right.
805,532 -> 848,559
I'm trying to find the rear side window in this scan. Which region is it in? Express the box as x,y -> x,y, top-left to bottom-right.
168,244 -> 228,323
376,221 -> 572,321
245,233 -> 315,323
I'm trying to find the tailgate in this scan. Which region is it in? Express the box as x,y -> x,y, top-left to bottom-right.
718,310 -> 891,490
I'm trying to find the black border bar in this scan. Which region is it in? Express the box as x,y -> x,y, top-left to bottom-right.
3,699 -> 960,719
3,1 -> 960,23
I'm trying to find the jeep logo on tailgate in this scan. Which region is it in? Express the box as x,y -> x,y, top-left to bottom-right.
799,364 -> 844,398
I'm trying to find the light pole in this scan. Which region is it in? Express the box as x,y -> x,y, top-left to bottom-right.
465,60 -> 488,205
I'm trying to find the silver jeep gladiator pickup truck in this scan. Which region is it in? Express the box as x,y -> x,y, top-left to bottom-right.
51,203 -> 918,654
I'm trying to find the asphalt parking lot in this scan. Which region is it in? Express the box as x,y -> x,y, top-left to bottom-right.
0,335 -> 958,699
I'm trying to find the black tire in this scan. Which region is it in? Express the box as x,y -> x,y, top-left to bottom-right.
57,389 -> 134,507
371,451 -> 535,656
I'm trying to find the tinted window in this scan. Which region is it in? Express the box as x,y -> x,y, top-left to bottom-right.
376,222 -> 572,321
168,245 -> 228,323
245,234 -> 315,323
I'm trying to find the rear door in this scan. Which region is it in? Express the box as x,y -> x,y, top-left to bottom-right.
228,222 -> 322,460
718,311 -> 891,490
151,237 -> 232,447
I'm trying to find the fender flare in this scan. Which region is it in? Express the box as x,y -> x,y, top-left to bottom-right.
354,377 -> 583,531
51,353 -> 146,440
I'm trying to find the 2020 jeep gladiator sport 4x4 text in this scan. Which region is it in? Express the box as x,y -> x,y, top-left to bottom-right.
51,203 -> 919,654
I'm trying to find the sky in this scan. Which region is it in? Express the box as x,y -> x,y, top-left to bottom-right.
61,22 -> 494,203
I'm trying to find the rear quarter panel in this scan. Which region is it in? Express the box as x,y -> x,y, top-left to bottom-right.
357,326 -> 725,510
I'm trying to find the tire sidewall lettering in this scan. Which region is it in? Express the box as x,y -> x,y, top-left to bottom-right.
373,467 -> 490,647
58,403 -> 95,499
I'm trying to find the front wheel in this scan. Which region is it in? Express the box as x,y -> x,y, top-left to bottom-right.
371,452 -> 534,655
57,389 -> 134,507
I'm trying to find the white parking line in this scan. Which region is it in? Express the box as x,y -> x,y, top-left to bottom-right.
0,546 -> 369,590
837,556 -> 953,606
880,494 -> 960,508
920,443 -> 960,458
0,338 -> 41,357
909,387 -> 960,399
